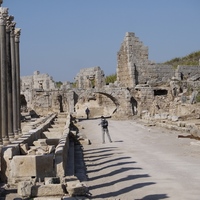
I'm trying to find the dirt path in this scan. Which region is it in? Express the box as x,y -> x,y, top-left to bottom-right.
78,118 -> 200,200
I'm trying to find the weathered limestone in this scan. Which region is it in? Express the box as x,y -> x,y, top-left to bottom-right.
6,28 -> 200,197
4,113 -> 89,198
0,112 -> 81,200
117,32 -> 174,88
17,181 -> 34,198
17,177 -> 88,198
74,66 -> 105,89
19,31 -> 200,135
11,154 -> 55,181
117,32 -> 148,87
32,184 -> 65,197
66,180 -> 88,197
1,114 -> 57,183
21,71 -> 60,114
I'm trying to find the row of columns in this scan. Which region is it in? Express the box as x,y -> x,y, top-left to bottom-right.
0,4 -> 21,146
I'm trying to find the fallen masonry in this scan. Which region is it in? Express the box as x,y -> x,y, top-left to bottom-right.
0,113 -> 89,199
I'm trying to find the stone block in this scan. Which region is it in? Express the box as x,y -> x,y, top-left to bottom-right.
11,154 -> 55,181
31,184 -> 65,197
44,177 -> 60,185
42,131 -> 63,139
190,127 -> 199,138
27,148 -> 36,155
36,147 -> 48,155
20,143 -> 29,155
66,181 -> 88,197
17,181 -> 34,198
1,144 -> 21,182
62,176 -> 78,184
2,144 -> 20,159
33,139 -> 47,146
29,145 -> 48,153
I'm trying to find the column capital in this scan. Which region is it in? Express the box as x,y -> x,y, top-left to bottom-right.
14,28 -> 21,43
6,15 -> 14,32
0,7 -> 8,25
10,21 -> 16,37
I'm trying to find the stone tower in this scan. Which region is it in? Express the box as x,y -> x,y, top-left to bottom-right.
117,32 -> 149,88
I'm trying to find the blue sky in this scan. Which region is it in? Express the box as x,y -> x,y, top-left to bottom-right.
3,0 -> 200,82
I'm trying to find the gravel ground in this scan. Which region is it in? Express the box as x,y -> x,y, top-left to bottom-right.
78,118 -> 200,200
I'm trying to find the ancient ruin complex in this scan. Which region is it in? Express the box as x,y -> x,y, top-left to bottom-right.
0,0 -> 200,197
21,32 -> 200,124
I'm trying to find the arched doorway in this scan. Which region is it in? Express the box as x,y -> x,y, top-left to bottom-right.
130,97 -> 138,115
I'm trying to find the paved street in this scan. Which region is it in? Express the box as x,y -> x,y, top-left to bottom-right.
79,118 -> 200,200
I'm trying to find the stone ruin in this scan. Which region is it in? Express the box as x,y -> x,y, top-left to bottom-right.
2,24 -> 200,198
116,32 -> 200,132
74,66 -> 105,89
1,113 -> 88,198
21,32 -> 200,130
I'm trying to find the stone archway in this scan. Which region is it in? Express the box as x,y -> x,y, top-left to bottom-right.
57,94 -> 64,112
130,97 -> 138,115
74,91 -> 118,119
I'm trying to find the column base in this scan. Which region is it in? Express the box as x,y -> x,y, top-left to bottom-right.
18,129 -> 22,136
3,138 -> 11,145
14,130 -> 19,139
8,132 -> 15,142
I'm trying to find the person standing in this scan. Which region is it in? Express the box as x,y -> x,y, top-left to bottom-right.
85,107 -> 90,119
99,116 -> 112,143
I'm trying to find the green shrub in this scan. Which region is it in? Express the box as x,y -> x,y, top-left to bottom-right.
105,73 -> 117,84
56,81 -> 63,88
164,50 -> 200,67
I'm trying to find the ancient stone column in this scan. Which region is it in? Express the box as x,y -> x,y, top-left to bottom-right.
0,0 -> 2,147
15,28 -> 21,134
0,7 -> 9,144
6,15 -> 14,141
10,19 -> 18,137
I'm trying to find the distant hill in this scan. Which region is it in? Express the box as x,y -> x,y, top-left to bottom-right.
163,50 -> 200,68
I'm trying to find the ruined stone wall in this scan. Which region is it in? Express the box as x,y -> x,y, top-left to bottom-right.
117,32 -> 149,88
33,71 -> 56,90
117,32 -> 175,88
176,65 -> 200,80
21,75 -> 34,106
32,90 -> 57,114
61,81 -> 73,90
21,71 -> 58,113
74,66 -> 105,89
146,64 -> 175,86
